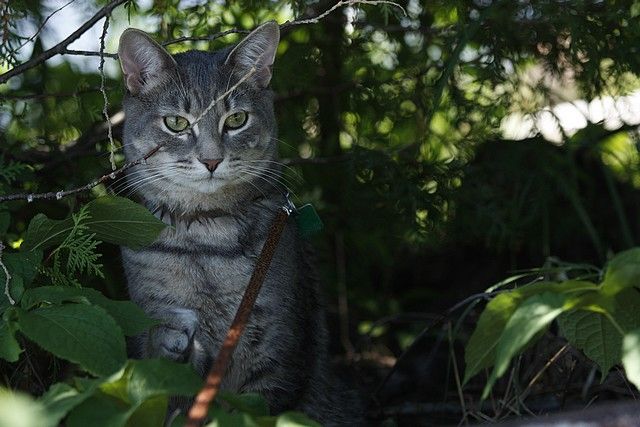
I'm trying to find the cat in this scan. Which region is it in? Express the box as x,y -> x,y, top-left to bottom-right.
117,22 -> 363,425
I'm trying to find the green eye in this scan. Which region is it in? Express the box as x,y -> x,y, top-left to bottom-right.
163,115 -> 190,132
224,111 -> 248,130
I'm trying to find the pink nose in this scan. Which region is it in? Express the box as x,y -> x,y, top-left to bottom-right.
200,158 -> 223,172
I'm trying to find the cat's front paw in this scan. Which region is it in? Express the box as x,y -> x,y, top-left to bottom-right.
147,308 -> 198,362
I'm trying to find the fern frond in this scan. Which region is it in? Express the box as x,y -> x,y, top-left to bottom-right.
49,205 -> 104,285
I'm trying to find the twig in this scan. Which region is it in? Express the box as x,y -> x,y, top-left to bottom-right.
284,0 -> 405,27
62,49 -> 118,58
13,0 -> 78,53
374,290 -> 501,398
98,16 -> 116,171
0,87 -> 107,100
0,0 -> 128,85
448,323 -> 469,425
49,0 -> 407,59
162,28 -> 250,46
185,209 -> 290,427
0,144 -> 162,203
0,242 -> 13,305
517,344 -> 569,403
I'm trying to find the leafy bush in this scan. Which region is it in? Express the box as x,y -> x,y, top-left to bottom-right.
465,248 -> 640,399
0,195 -> 319,426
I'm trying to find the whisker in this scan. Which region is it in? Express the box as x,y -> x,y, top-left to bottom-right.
236,160 -> 304,182
237,165 -> 301,188
238,169 -> 299,200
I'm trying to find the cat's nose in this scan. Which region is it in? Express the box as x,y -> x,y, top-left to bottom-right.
200,158 -> 223,172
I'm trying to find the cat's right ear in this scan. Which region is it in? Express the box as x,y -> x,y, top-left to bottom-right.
118,29 -> 176,95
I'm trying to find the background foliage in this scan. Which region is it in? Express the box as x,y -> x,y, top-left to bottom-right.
4,0 -> 640,425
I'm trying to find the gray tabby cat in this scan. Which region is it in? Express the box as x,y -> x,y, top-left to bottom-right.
117,22 -> 362,425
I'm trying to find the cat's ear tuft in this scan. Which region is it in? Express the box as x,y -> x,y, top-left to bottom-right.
225,21 -> 280,88
118,28 -> 176,95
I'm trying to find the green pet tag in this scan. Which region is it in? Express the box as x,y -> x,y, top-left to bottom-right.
294,204 -> 323,239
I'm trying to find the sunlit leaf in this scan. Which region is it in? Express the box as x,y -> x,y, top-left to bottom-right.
482,292 -> 568,399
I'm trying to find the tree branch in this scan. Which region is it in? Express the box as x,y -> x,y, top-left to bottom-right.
0,0 -> 128,85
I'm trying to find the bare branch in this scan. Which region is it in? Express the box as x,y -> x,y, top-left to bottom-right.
62,49 -> 118,58
283,0 -> 406,27
0,242 -> 13,305
50,0 -> 406,60
13,0 -> 78,53
98,16 -> 116,170
0,0 -> 128,85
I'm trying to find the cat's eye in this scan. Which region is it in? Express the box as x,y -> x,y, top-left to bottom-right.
224,111 -> 248,130
163,115 -> 190,132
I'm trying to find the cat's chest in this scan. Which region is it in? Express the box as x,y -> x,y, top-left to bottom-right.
124,215 -> 260,295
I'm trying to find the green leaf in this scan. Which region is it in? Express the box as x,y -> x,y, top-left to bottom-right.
482,292 -> 569,399
82,196 -> 166,249
0,388 -> 53,427
126,359 -> 202,403
206,409 -> 261,427
23,196 -> 166,251
219,392 -> 270,417
0,319 -> 21,362
463,280 -> 597,384
558,288 -> 640,376
601,248 -> 640,295
64,359 -> 201,427
274,412 -> 322,427
22,214 -> 73,251
21,286 -> 156,336
125,395 -> 167,427
39,382 -> 100,426
17,304 -> 126,376
622,328 -> 640,391
66,392 -> 132,427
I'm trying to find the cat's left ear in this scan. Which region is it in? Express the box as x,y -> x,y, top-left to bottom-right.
225,21 -> 280,88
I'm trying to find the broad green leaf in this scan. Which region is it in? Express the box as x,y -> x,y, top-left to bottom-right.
206,408 -> 261,427
125,395 -> 167,427
482,292 -> 569,399
17,304 -> 126,376
622,328 -> 640,390
0,388 -> 52,427
66,359 -> 200,427
126,359 -> 202,403
39,382 -> 100,426
22,213 -> 73,251
23,196 -> 166,251
0,319 -> 21,362
21,286 -> 156,336
66,392 -> 132,427
601,248 -> 640,295
463,280 -> 597,384
82,196 -> 166,249
219,392 -> 270,417
559,288 -> 640,376
274,412 -> 322,427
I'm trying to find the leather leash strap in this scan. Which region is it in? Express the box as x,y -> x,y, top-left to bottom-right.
185,208 -> 290,426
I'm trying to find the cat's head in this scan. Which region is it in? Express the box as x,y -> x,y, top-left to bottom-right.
118,22 -> 280,214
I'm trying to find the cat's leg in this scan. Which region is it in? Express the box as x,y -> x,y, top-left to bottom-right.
145,307 -> 199,362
